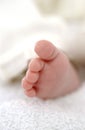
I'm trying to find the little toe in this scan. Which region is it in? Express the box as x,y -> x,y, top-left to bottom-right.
29,58 -> 45,72
35,40 -> 59,60
26,70 -> 39,84
25,88 -> 36,97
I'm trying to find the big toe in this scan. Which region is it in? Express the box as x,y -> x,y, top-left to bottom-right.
35,40 -> 59,60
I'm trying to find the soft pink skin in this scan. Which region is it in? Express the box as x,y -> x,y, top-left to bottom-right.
22,40 -> 80,99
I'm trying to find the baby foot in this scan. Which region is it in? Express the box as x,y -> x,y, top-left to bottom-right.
22,40 -> 79,99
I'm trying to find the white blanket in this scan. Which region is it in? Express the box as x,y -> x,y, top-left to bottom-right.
0,68 -> 85,130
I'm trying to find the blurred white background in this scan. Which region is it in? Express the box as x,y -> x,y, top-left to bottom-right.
0,0 -> 39,53
0,0 -> 85,81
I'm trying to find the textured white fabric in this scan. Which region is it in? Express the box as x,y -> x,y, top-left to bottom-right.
0,70 -> 85,130
0,96 -> 85,130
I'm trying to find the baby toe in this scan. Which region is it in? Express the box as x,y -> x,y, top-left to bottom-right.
25,88 -> 36,97
29,58 -> 44,72
22,78 -> 33,90
26,70 -> 39,84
